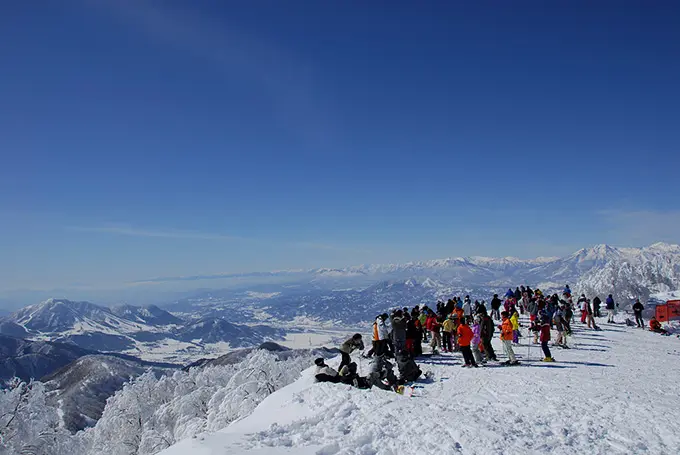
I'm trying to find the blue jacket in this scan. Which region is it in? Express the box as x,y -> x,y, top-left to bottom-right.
505,289 -> 514,298
605,296 -> 615,310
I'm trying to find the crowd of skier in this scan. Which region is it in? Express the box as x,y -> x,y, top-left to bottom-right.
314,284 -> 671,392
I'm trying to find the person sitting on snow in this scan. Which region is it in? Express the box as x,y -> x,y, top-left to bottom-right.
649,317 -> 668,335
367,355 -> 398,390
314,358 -> 340,383
338,362 -> 371,389
396,350 -> 422,384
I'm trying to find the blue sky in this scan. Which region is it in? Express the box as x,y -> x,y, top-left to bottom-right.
2,0 -> 680,293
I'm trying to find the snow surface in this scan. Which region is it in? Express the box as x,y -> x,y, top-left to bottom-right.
160,318 -> 680,455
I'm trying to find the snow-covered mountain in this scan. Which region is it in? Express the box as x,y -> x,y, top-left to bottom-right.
9,299 -> 163,334
43,355 -> 176,432
0,335 -> 91,383
166,243 -> 680,325
0,299 -> 287,356
176,317 -> 285,346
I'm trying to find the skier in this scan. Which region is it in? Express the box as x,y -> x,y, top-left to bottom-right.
632,299 -> 645,328
592,296 -> 602,318
510,310 -> 520,344
553,306 -> 566,347
505,288 -> 514,299
563,284 -> 572,298
339,333 -> 365,372
457,318 -> 478,367
463,296 -> 472,322
441,314 -> 455,352
585,298 -> 598,330
426,311 -> 441,354
539,314 -> 554,362
499,311 -> 519,365
606,294 -> 618,323
514,287 -> 522,301
418,310 -> 428,342
471,315 -> 484,365
578,294 -> 588,324
314,358 -> 340,383
480,311 -> 498,361
490,294 -> 502,320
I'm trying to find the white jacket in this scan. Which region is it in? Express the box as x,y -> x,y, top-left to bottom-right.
316,365 -> 338,377
375,318 -> 390,341
463,302 -> 472,316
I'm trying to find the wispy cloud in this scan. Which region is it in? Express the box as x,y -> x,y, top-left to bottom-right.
67,225 -> 245,241
597,209 -> 680,246
66,224 -> 362,254
86,0 -> 337,149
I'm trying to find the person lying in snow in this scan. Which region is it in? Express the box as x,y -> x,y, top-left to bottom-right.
649,317 -> 669,335
314,358 -> 340,383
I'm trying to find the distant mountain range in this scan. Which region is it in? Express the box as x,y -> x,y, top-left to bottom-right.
163,243 -> 680,325
0,298 -> 286,356
2,243 -> 679,354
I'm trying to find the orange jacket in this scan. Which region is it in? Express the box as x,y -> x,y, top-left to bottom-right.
457,324 -> 474,347
500,318 -> 514,341
650,319 -> 661,331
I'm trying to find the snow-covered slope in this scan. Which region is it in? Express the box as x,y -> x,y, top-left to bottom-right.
160,321 -> 680,455
44,355 -> 176,432
7,299 -> 160,334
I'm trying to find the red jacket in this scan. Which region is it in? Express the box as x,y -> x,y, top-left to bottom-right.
426,316 -> 439,332
457,324 -> 473,347
539,323 -> 551,342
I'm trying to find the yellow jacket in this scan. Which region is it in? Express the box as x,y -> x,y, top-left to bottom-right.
510,313 -> 520,330
442,319 -> 456,333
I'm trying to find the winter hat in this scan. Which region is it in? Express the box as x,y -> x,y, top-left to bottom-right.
314,358 -> 325,367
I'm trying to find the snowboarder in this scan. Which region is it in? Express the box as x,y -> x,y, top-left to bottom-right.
632,299 -> 645,328
457,318 -> 478,367
499,311 -> 519,365
339,333 -> 365,371
606,294 -> 618,323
